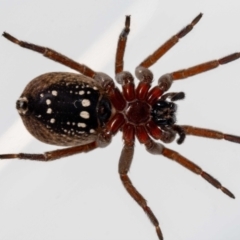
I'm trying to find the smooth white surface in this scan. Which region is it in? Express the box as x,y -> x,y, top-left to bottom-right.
0,1 -> 240,240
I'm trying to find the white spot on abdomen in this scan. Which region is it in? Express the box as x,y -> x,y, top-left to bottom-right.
47,108 -> 52,114
52,90 -> 58,96
78,122 -> 86,128
82,99 -> 90,107
50,118 -> 55,123
80,111 -> 90,119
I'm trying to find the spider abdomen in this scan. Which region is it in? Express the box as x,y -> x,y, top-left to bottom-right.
16,72 -> 112,146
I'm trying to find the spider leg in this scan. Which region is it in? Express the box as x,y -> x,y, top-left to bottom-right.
115,16 -> 130,74
0,142 -> 99,161
145,140 -> 235,199
160,92 -> 185,101
180,125 -> 240,144
139,13 -> 202,68
0,131 -> 112,161
2,32 -> 96,78
119,124 -> 163,240
171,52 -> 240,80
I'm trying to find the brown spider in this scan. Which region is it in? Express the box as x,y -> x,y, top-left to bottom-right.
1,13 -> 240,240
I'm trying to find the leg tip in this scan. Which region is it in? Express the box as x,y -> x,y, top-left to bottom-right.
156,226 -> 164,240
2,32 -> 19,44
221,187 -> 235,199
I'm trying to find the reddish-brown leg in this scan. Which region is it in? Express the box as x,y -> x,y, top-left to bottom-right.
145,140 -> 235,198
171,52 -> 240,80
119,124 -> 164,240
181,125 -> 240,144
139,13 -> 202,68
0,142 -> 100,161
115,16 -> 130,74
0,130 -> 113,161
0,142 -> 97,161
2,32 -> 96,78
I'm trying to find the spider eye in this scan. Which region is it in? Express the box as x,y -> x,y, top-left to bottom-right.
154,100 -> 169,109
154,115 -> 176,126
155,118 -> 168,125
153,100 -> 177,111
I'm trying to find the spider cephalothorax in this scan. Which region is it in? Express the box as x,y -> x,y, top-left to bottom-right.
1,13 -> 240,240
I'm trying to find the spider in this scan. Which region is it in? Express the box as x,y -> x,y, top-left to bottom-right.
1,13 -> 240,240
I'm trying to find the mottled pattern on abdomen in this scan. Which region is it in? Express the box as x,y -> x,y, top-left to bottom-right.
19,72 -> 105,146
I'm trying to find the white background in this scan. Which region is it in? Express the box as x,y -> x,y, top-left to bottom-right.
0,0 -> 240,240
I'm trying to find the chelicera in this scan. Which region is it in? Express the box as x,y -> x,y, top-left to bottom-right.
1,13 -> 240,240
